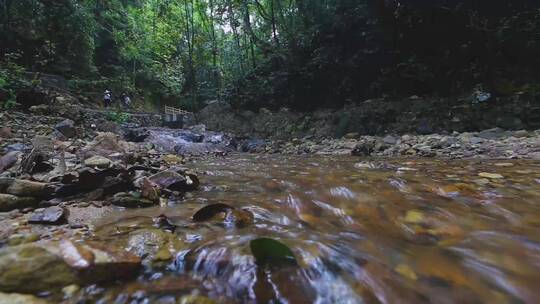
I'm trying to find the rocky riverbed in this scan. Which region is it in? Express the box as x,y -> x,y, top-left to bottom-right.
1,97 -> 540,302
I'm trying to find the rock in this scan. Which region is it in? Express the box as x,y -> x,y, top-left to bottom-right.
240,139 -> 267,153
0,152 -> 20,173
126,228 -> 181,264
161,154 -> 184,165
0,178 -> 52,198
0,127 -> 12,139
5,144 -> 28,153
351,140 -> 375,156
28,206 -> 66,225
0,240 -> 142,294
0,292 -> 50,304
83,156 -> 112,169
111,193 -> 156,208
0,194 -> 38,212
123,128 -> 150,143
73,241 -> 141,283
149,170 -> 193,192
55,119 -> 76,138
514,130 -> 529,138
478,172 -> 504,179
477,128 -> 505,140
382,135 -> 398,145
141,178 -> 160,202
81,132 -> 138,159
0,244 -> 77,293
7,233 -> 40,246
343,133 -> 359,139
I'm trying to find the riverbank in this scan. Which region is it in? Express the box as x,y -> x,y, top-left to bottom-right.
244,128 -> 540,159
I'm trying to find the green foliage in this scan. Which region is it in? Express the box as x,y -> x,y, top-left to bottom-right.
2,0 -> 540,111
0,53 -> 27,109
106,110 -> 130,124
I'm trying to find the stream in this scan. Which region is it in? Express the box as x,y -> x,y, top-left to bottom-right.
84,154 -> 540,303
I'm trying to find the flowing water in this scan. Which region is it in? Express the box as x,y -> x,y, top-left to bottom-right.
89,154 -> 540,303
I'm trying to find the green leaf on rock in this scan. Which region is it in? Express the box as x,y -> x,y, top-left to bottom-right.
250,238 -> 297,268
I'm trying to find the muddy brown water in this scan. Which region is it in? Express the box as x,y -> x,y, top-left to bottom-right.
86,155 -> 540,303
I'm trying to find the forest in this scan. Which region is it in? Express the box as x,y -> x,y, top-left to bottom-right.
2,0 -> 540,111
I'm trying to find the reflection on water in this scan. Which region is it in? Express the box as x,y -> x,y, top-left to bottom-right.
91,155 -> 540,303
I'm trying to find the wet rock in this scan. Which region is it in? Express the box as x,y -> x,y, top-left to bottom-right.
0,240 -> 141,293
49,239 -> 141,284
123,128 -> 150,143
149,170 -> 196,192
111,193 -> 155,208
0,194 -> 38,212
84,156 -> 112,169
28,206 -> 66,225
0,292 -> 50,304
176,131 -> 204,143
126,228 -> 181,264
55,119 -> 76,138
0,178 -> 53,198
193,203 -> 253,228
0,244 -> 77,293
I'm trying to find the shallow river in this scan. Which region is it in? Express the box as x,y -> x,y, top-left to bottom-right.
90,155 -> 540,303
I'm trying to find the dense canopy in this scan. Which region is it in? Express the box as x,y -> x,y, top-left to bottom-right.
1,0 -> 540,110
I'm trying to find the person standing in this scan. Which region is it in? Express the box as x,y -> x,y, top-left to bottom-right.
120,92 -> 131,109
103,89 -> 112,108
